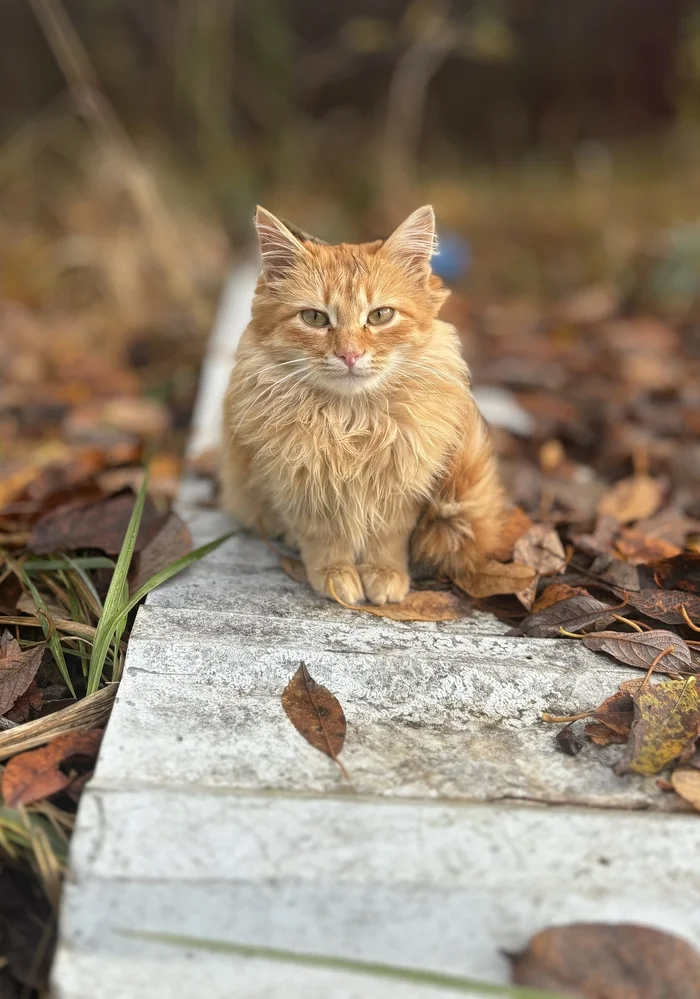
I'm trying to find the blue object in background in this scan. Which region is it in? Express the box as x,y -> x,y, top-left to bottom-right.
432,230 -> 472,282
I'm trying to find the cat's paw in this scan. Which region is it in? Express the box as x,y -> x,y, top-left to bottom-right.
358,565 -> 410,605
314,565 -> 365,605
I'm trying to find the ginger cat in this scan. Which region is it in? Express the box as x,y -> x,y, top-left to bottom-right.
221,205 -> 504,605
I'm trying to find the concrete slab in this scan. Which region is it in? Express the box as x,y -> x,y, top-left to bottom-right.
52,270 -> 700,999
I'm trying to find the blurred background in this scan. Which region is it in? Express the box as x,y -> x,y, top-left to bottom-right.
2,0 -> 700,509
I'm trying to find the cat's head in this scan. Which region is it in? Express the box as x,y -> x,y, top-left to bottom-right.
250,206 -> 449,396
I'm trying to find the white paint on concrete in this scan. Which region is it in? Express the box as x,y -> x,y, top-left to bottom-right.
52,272 -> 700,999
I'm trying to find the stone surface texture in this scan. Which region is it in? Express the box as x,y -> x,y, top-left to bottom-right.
52,274 -> 700,999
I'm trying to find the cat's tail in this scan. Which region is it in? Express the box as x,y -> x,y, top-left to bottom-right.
411,410 -> 505,578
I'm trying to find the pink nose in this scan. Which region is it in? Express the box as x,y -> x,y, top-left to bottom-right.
336,348 -> 363,368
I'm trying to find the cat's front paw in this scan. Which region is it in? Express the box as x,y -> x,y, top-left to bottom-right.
311,565 -> 365,605
358,565 -> 410,605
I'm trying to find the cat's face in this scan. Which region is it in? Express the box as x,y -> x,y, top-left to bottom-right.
251,207 -> 448,396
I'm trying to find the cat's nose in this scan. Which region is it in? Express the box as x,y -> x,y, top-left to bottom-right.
336,348 -> 363,368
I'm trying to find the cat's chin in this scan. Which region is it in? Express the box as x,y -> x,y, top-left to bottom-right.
318,370 -> 386,396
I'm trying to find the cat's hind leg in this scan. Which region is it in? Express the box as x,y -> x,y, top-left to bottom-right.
411,403 -> 505,577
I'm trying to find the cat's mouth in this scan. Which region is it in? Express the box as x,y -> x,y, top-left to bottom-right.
319,365 -> 384,394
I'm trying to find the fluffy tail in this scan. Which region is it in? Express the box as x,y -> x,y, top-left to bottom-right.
411,409 -> 505,578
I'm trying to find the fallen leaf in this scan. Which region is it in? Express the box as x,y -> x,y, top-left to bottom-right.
520,594 -> 615,638
0,632 -> 45,718
488,506 -> 533,561
584,722 -> 629,746
582,629 -> 695,676
281,664 -> 347,777
1,729 -> 103,806
511,922 -> 700,996
614,527 -> 681,564
556,724 -> 583,756
453,560 -> 535,600
129,512 -> 192,594
346,588 -> 474,621
5,679 -> 43,724
598,473 -> 664,524
279,555 -> 308,584
29,489 -> 166,555
532,582 -> 588,613
617,677 -> 700,775
513,524 -> 566,608
622,588 -> 700,626
670,767 -> 700,810
589,687 -> 635,735
653,553 -> 700,594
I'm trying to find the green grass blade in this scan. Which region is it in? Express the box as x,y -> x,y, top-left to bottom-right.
21,572 -> 76,698
121,933 -> 566,999
87,469 -> 151,695
95,531 -> 235,662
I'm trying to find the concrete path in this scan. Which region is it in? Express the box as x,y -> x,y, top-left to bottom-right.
52,265 -> 700,998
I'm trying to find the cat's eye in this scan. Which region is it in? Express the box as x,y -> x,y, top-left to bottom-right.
367,307 -> 394,326
300,309 -> 330,328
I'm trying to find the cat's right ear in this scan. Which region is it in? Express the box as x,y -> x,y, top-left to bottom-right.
254,206 -> 308,281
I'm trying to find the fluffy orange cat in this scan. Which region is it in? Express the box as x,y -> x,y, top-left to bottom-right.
221,205 -> 504,605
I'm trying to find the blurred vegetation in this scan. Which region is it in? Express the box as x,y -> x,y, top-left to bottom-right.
3,1 -> 700,304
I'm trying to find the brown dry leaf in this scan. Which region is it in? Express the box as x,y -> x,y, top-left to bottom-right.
584,722 -> 629,746
1,729 -> 103,806
281,664 -> 347,777
653,553 -> 700,594
488,506 -> 533,561
129,512 -> 192,594
279,555 -> 308,584
513,524 -> 566,608
520,594 -> 615,638
614,527 -> 681,564
623,588 -> 700,626
29,489 -> 166,555
533,582 -> 587,613
617,677 -> 700,775
5,679 -> 43,724
343,588 -> 473,622
0,631 -> 45,718
582,629 -> 695,676
511,922 -> 700,996
580,687 -> 635,745
671,767 -> 700,810
598,474 -> 664,524
453,560 -> 535,600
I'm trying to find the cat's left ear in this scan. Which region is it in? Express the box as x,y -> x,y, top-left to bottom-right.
382,206 -> 437,275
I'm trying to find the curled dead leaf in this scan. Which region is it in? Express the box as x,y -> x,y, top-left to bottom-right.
511,922 -> 700,997
520,594 -> 615,638
513,524 -> 566,608
532,582 -> 587,613
1,729 -> 103,806
453,560 -> 535,600
334,586 -> 473,622
281,664 -> 348,778
279,555 -> 308,584
0,631 -> 46,718
581,629 -> 695,676
622,588 -> 700,626
29,489 -> 166,555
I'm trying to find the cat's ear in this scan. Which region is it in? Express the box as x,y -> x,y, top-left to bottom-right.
382,205 -> 437,275
254,206 -> 309,281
